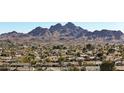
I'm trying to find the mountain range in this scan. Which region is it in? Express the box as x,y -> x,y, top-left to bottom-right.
0,22 -> 124,42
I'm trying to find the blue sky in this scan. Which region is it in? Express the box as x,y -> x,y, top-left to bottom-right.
0,22 -> 124,34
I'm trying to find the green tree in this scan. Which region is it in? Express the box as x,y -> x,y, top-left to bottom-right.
96,52 -> 104,61
20,53 -> 36,71
10,48 -> 16,60
100,60 -> 115,71
86,44 -> 94,51
107,48 -> 115,54
78,60 -> 82,66
76,52 -> 81,57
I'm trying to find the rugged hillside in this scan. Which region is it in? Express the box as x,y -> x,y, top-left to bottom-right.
85,29 -> 123,40
0,22 -> 123,42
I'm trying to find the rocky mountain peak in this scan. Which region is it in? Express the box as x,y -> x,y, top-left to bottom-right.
49,23 -> 63,31
64,22 -> 77,29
